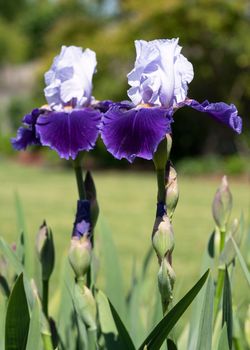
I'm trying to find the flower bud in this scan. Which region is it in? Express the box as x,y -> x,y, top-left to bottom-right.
165,164 -> 179,220
152,215 -> 174,260
153,134 -> 172,170
36,221 -> 55,281
212,176 -> 232,230
85,171 -> 99,229
74,284 -> 97,330
158,258 -> 176,309
68,236 -> 92,279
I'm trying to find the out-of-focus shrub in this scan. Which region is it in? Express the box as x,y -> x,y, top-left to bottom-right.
7,96 -> 34,130
0,133 -> 15,156
177,155 -> 249,175
0,19 -> 28,64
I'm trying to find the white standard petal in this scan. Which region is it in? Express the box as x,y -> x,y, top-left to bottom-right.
44,45 -> 97,109
127,38 -> 193,108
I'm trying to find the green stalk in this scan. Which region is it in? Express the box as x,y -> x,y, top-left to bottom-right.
214,227 -> 227,320
219,228 -> 226,253
73,156 -> 86,200
87,329 -> 97,350
156,168 -> 166,204
214,267 -> 225,317
42,279 -> 49,319
42,334 -> 54,350
233,337 -> 244,350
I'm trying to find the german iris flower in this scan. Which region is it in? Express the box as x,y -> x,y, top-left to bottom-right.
12,46 -> 102,160
101,38 -> 242,162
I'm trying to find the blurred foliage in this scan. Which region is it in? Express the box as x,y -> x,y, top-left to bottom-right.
0,0 -> 249,163
177,154 -> 250,175
0,19 -> 28,64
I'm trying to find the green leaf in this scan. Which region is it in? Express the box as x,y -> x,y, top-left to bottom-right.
207,231 -> 215,258
141,246 -> 154,279
0,237 -> 24,274
138,270 -> 209,350
14,192 -> 32,276
0,275 -> 10,297
126,261 -> 145,347
230,236 -> 250,286
0,239 -> 33,308
108,297 -> 136,350
195,275 -> 214,350
217,324 -> 230,350
97,218 -> 126,320
96,289 -> 120,349
0,295 -> 6,349
187,250 -> 213,350
57,259 -> 76,350
219,216 -> 244,266
26,300 -> 42,350
167,338 -> 178,349
222,267 -> 233,350
5,273 -> 30,350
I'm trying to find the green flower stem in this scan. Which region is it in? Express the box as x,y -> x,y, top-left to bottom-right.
156,168 -> 166,204
214,227 -> 227,320
41,334 -> 54,350
42,279 -> 49,319
73,156 -> 86,200
219,228 -> 226,253
214,267 -> 225,317
233,337 -> 244,350
87,329 -> 97,350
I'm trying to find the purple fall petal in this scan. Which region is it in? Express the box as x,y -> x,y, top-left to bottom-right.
101,104 -> 174,162
185,99 -> 242,134
11,109 -> 42,150
36,108 -> 101,160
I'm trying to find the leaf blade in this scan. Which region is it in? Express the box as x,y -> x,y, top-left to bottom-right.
108,298 -> 136,350
5,273 -> 30,350
138,269 -> 209,350
195,275 -> 214,350
231,237 -> 250,286
222,267 -> 233,350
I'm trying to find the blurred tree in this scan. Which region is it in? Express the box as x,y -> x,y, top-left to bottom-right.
2,0 -> 249,163
0,0 -> 27,21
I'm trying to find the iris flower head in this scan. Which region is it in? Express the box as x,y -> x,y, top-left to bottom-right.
101,38 -> 242,162
127,38 -> 194,108
12,45 -> 101,160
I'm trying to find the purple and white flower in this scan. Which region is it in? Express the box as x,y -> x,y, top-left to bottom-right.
12,46 -> 101,160
101,38 -> 242,162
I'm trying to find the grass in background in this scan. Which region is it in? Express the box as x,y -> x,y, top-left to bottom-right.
0,157 -> 249,316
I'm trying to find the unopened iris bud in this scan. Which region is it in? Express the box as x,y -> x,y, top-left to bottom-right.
74,284 -> 97,330
212,176 -> 232,230
153,134 -> 172,170
36,221 -> 55,281
68,236 -> 92,278
158,258 -> 176,309
85,171 -> 99,229
152,215 -> 174,260
165,164 -> 179,220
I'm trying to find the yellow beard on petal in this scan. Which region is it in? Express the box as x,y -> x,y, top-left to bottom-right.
137,103 -> 152,109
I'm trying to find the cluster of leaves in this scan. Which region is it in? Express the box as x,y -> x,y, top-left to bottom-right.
0,178 -> 250,349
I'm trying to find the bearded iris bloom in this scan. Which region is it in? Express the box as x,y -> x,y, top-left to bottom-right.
101,38 -> 242,162
12,46 -> 102,160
